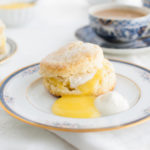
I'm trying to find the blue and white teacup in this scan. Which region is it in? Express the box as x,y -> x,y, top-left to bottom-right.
89,3 -> 150,42
143,0 -> 150,8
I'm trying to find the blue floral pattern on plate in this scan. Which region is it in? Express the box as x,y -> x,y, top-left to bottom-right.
21,65 -> 40,77
144,107 -> 150,115
3,95 -> 14,105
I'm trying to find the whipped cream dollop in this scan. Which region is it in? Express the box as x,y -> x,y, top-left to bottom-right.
69,72 -> 96,88
95,91 -> 130,116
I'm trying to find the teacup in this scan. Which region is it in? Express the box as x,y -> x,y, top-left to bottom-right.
89,3 -> 150,42
0,0 -> 38,27
143,0 -> 150,8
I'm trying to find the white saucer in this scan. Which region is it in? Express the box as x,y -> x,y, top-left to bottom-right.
0,38 -> 17,64
75,26 -> 150,55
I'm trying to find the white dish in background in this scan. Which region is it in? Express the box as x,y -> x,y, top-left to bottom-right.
0,0 -> 37,27
1,60 -> 150,132
86,0 -> 142,6
0,38 -> 17,63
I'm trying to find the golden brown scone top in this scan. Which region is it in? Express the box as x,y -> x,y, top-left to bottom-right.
40,41 -> 104,78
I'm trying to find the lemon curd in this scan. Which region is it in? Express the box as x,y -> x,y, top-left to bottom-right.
52,95 -> 100,118
0,3 -> 34,9
46,69 -> 102,94
51,69 -> 103,118
78,70 -> 102,95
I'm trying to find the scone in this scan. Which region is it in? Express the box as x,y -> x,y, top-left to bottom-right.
0,20 -> 6,54
40,41 -> 116,96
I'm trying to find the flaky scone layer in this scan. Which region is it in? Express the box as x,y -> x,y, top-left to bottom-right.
40,41 -> 104,78
43,59 -> 116,97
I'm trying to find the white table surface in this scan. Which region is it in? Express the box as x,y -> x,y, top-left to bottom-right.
0,0 -> 150,150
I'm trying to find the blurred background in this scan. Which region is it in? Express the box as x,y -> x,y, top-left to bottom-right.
1,1 -> 150,150
0,0 -> 147,78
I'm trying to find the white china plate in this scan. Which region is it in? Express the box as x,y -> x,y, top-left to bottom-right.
0,38 -> 17,64
0,59 -> 150,132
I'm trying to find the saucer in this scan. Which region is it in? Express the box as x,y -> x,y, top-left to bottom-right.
1,60 -> 150,132
0,38 -> 17,64
75,26 -> 150,55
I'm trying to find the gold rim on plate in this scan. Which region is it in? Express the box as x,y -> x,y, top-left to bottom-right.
0,59 -> 150,132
